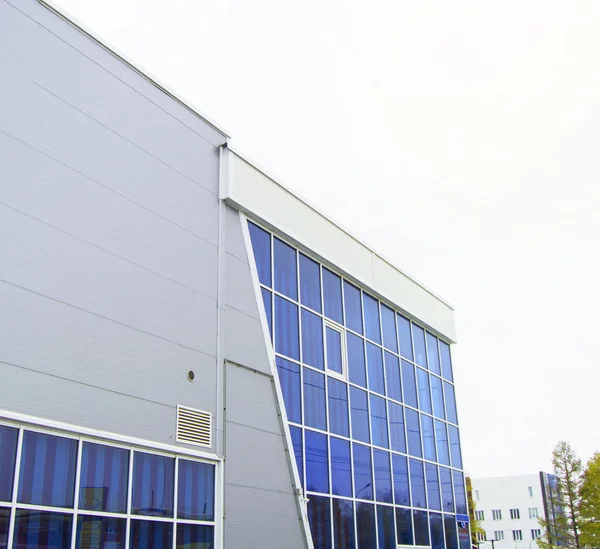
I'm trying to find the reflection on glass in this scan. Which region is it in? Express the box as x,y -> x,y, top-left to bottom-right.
445,514 -> 459,549
323,269 -> 343,325
440,341 -> 454,381
330,437 -> 352,497
453,471 -> 467,514
431,375 -> 446,420
396,507 -> 413,545
426,463 -> 441,511
384,352 -> 402,403
276,357 -> 301,424
343,281 -> 362,335
401,361 -> 418,409
328,378 -> 349,437
0,425 -> 18,502
290,426 -> 304,486
300,254 -> 321,313
132,453 -> 174,517
430,513 -> 445,549
308,496 -> 332,549
369,395 -> 388,449
356,503 -> 376,549
275,296 -> 300,361
427,333 -> 441,375
274,237 -> 297,300
248,222 -> 271,287
377,505 -> 395,548
405,409 -> 422,458
130,520 -> 172,549
350,387 -> 370,444
435,421 -> 450,466
412,324 -> 427,368
347,333 -> 367,388
440,467 -> 454,512
77,516 -> 126,549
449,425 -> 463,469
176,524 -> 214,549
0,508 -> 10,547
178,460 -> 215,521
373,450 -> 392,503
388,402 -> 406,454
352,444 -> 373,501
363,294 -> 381,344
421,415 -> 437,462
414,510 -> 430,546
13,510 -> 72,549
366,343 -> 385,395
392,454 -> 410,506
333,499 -> 355,549
417,368 -> 432,414
397,315 -> 413,361
304,368 -> 326,430
261,288 -> 272,339
410,459 -> 427,509
326,327 -> 343,374
444,382 -> 459,425
381,305 -> 398,353
305,430 -> 329,494
301,309 -> 324,370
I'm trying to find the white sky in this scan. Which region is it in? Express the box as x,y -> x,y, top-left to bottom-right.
54,0 -> 600,478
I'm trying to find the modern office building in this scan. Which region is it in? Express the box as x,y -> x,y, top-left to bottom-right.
470,473 -> 560,549
0,0 -> 467,547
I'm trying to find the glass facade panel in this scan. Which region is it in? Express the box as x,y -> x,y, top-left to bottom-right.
427,333 -> 441,375
176,524 -> 214,549
343,281 -> 363,335
274,237 -> 297,300
333,499 -> 355,549
377,505 -> 396,549
76,516 -> 126,549
453,471 -> 467,514
306,430 -> 329,494
410,459 -> 427,509
444,382 -> 459,425
261,288 -> 272,338
130,519 -> 172,549
0,425 -> 18,502
381,305 -> 398,353
388,402 -> 406,454
440,341 -> 454,381
178,460 -> 215,521
290,426 -> 304,486
397,315 -> 413,361
132,453 -> 174,517
350,387 -> 370,444
356,503 -> 376,549
426,463 -> 441,511
401,361 -> 418,409
430,513 -> 445,549
384,352 -> 402,403
406,409 -> 422,458
440,467 -> 454,512
449,425 -> 463,469
366,343 -> 385,395
353,444 -> 373,501
301,309 -> 324,370
276,357 -> 301,423
445,514 -> 459,549
248,222 -> 271,286
435,421 -> 450,466
373,451 -> 392,503
328,378 -> 349,437
412,324 -> 427,368
396,507 -> 413,545
347,333 -> 367,388
363,294 -> 381,344
431,375 -> 446,420
326,326 -> 343,374
300,253 -> 321,313
308,496 -> 332,549
417,367 -> 432,414
14,510 -> 72,549
414,510 -> 430,546
0,508 -> 9,548
421,415 -> 437,462
392,454 -> 410,506
330,437 -> 352,497
370,395 -> 389,449
323,269 -> 343,325
275,296 -> 300,361
304,368 -> 326,430
79,442 -> 129,513
18,431 -> 77,508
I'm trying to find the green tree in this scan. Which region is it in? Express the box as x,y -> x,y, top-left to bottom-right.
579,452 -> 600,548
466,477 -> 484,546
537,441 -> 583,549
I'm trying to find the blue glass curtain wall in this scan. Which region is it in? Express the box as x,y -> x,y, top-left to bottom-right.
247,220 -> 466,549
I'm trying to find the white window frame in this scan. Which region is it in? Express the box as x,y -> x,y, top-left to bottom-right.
531,529 -> 542,540
475,510 -> 485,521
493,509 -> 502,521
323,319 -> 348,381
513,530 -> 523,541
528,507 -> 538,519
476,532 -> 486,542
529,486 -> 534,498
494,531 -> 505,541
510,508 -> 520,520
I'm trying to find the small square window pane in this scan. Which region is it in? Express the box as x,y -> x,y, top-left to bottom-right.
373,450 -> 392,503
381,305 -> 398,353
397,315 -> 413,361
0,425 -> 18,502
366,343 -> 385,395
427,333 -> 441,375
326,326 -> 343,374
369,395 -> 389,449
347,333 -> 367,388
132,453 -> 174,517
14,510 -> 72,549
410,459 -> 427,509
300,253 -> 321,313
401,360 -> 418,409
392,454 -> 410,506
406,409 -> 422,458
176,524 -> 214,549
323,269 -> 343,324
290,426 -> 304,487
412,324 -> 427,368
384,352 -> 402,402
275,296 -> 300,361
350,387 -> 370,444
388,402 -> 406,454
304,368 -> 326,430
333,499 -> 355,549
77,516 -> 126,549
301,309 -> 324,370
276,357 -> 301,423
330,437 -> 352,497
343,281 -> 363,335
178,459 -> 215,521
248,222 -> 271,287
353,444 -> 373,501
130,520 -> 173,549
356,503 -> 376,549
308,495 -> 332,549
440,341 -> 454,381
396,507 -> 414,546
328,378 -> 349,437
377,505 -> 396,548
363,294 -> 381,344
305,430 -> 329,494
274,237 -> 297,300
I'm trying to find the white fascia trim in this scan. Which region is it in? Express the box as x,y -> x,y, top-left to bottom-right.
0,408 -> 223,461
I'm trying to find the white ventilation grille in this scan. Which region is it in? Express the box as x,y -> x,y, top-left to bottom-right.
176,405 -> 212,448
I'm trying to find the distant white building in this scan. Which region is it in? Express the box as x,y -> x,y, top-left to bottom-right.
470,473 -> 560,549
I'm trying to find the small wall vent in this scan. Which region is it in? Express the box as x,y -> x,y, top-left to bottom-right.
176,405 -> 212,448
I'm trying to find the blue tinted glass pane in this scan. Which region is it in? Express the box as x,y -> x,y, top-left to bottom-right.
388,402 -> 406,454
132,453 -> 174,517
417,368 -> 432,414
306,431 -> 329,494
343,281 -> 363,334
299,254 -> 321,313
430,513 -> 444,549
410,459 -> 427,508
350,387 -> 370,444
290,426 -> 304,487
326,327 -> 343,374
396,508 -> 413,545
444,383 -> 458,425
373,451 -> 392,503
261,288 -> 272,339
412,324 -> 427,368
14,511 -> 72,549
440,341 -> 454,381
275,296 -> 300,360
435,421 -> 450,466
431,376 -> 445,420
363,294 -> 381,344
401,361 -> 418,409
384,352 -> 402,402
449,426 -> 463,469
427,334 -> 441,375
347,333 -> 367,387
18,431 -> 77,507
308,496 -> 332,549
397,315 -> 413,361
0,509 -> 8,546
328,378 -> 349,437
356,503 -> 376,549
301,309 -> 324,369
380,306 -> 398,353
414,510 -> 430,546
453,471 -> 467,514
77,516 -> 126,549
405,409 -> 422,458
323,269 -> 343,324
0,425 -> 18,502
370,395 -> 389,449
421,415 -> 437,462
248,222 -> 271,287
304,368 -> 326,430
178,460 -> 214,521
392,454 -> 410,506
330,437 -> 352,497
130,520 -> 172,549
445,514 -> 459,549
274,237 -> 297,300
440,467 -> 454,512
377,505 -> 395,549
333,499 -> 355,549
176,524 -> 214,549
366,343 -> 385,395
79,442 -> 129,513
353,444 -> 373,501
426,463 -> 441,511
276,357 -> 302,423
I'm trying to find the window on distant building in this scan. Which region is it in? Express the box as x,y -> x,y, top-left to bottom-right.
513,530 -> 523,541
528,486 -> 534,498
476,532 -> 486,542
475,510 -> 485,521
492,510 -> 502,521
510,509 -> 520,520
528,508 -> 539,519
531,529 -> 542,540
494,531 -> 504,541
475,490 -> 480,501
